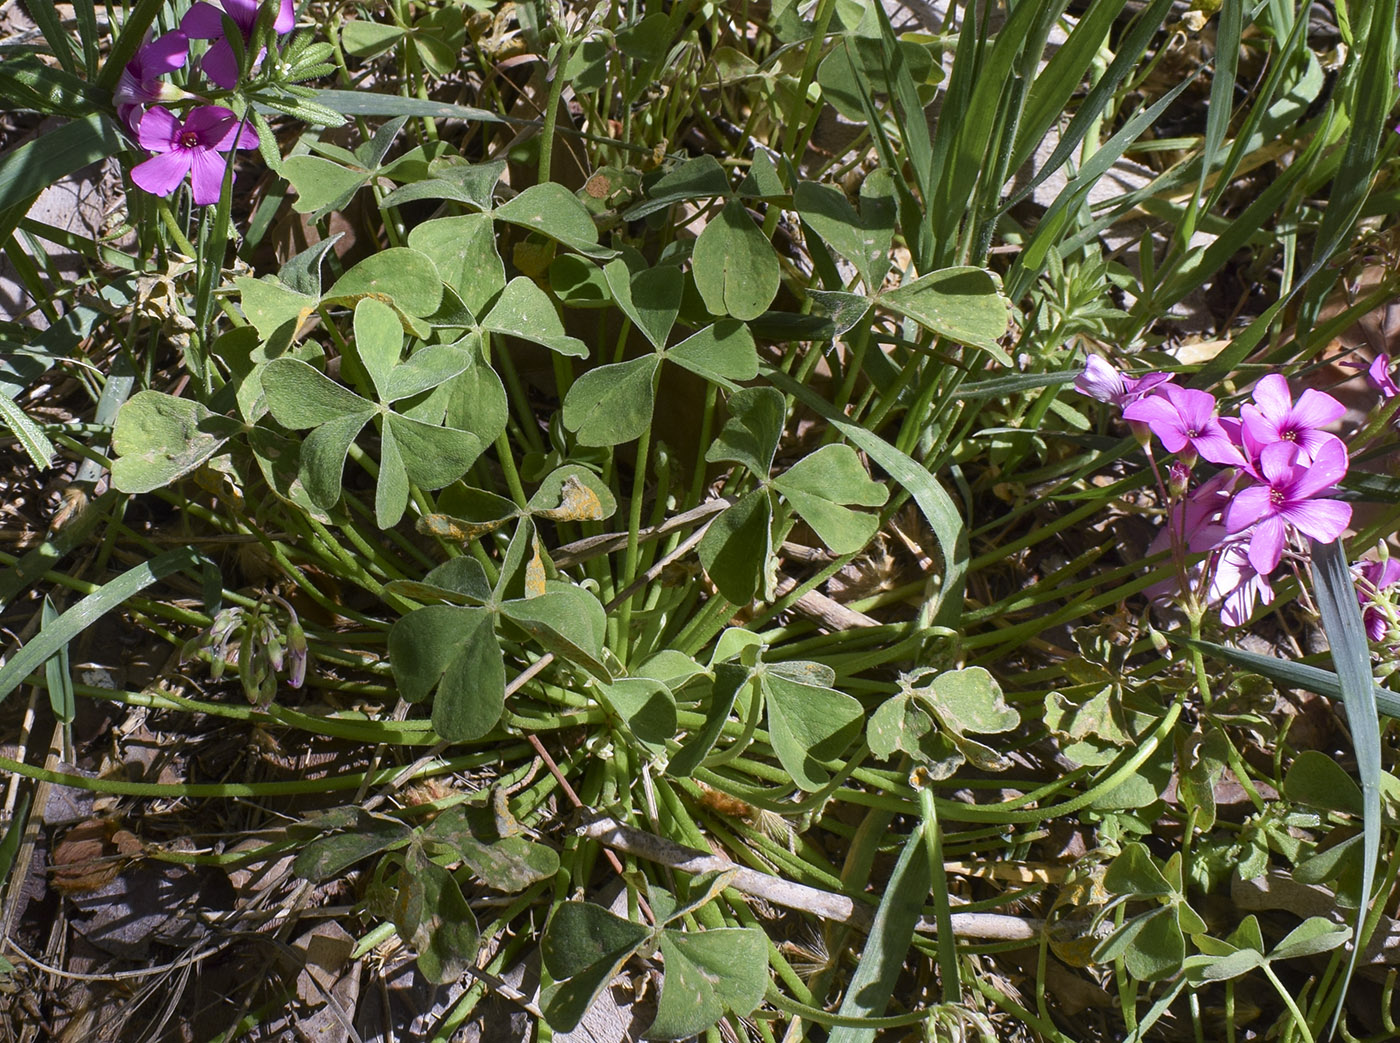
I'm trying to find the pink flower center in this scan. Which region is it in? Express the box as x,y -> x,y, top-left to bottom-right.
179,130 -> 200,149
1270,488 -> 1286,506
1185,428 -> 1199,439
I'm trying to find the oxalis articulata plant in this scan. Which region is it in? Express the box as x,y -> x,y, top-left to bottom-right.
1077,356 -> 1386,1035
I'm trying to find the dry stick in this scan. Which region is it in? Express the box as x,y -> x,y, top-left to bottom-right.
580,817 -> 1041,943
551,499 -> 730,568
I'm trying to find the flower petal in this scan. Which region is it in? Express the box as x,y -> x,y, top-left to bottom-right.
274,0 -> 296,33
138,30 -> 190,75
182,105 -> 239,143
1122,395 -> 1187,451
1287,437 -> 1348,499
1074,355 -> 1125,404
188,147 -> 232,206
1246,515 -> 1286,575
135,106 -> 181,151
1280,498 -> 1352,543
179,1 -> 227,39
200,37 -> 241,89
1290,387 -> 1345,429
1251,373 -> 1292,422
131,148 -> 193,198
1224,484 -> 1271,534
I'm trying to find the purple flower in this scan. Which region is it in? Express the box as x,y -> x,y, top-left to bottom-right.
1074,355 -> 1173,408
114,32 -> 191,132
1122,384 -> 1246,467
1238,373 -> 1345,464
1213,540 -> 1275,627
181,0 -> 295,89
1223,439 -> 1352,575
130,105 -> 260,206
1355,558 -> 1400,641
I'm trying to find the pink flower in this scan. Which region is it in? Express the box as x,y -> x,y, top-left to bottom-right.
181,0 -> 295,89
114,32 -> 191,132
1074,355 -> 1173,408
130,105 -> 260,206
1122,384 -> 1246,467
1238,373 -> 1345,465
1223,440 -> 1352,575
1214,540 -> 1275,627
1355,558 -> 1400,641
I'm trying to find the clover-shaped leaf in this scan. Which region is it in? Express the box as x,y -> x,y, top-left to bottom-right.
649,928 -> 768,1040
697,487 -> 773,605
762,665 -> 863,790
707,386 -> 783,476
692,199 -> 779,320
393,844 -> 479,985
879,266 -> 1011,361
562,355 -> 661,447
407,213 -> 505,314
493,182 -> 614,259
388,604 -> 505,742
772,443 -> 887,555
541,902 -> 652,1032
261,301 -> 482,527
111,392 -> 243,494
596,676 -> 677,753
482,277 -> 588,358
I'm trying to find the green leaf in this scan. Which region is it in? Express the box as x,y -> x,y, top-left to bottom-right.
394,847 -> 479,984
762,668 -> 863,790
1270,917 -> 1349,962
1310,536 -> 1382,1023
649,928 -> 768,1040
1285,750 -> 1364,817
706,386 -> 783,476
879,267 -> 1011,358
482,277 -> 588,358
352,297 -> 404,400
541,902 -> 652,1032
794,180 -> 893,291
666,320 -> 759,385
697,489 -> 773,605
234,275 -> 319,342
493,182 -> 611,258
623,154 -> 732,220
262,358 -> 376,428
110,392 -> 242,494
1104,843 -> 1174,898
0,389 -> 53,470
670,664 -> 748,777
384,345 -> 473,403
300,412 -> 373,508
41,594 -> 71,725
293,813 -> 412,880
604,260 -> 683,349
597,677 -> 677,751
281,154 -> 368,215
388,605 -> 505,741
827,827 -> 931,1043
1095,906 -> 1183,982
452,834 -> 560,893
340,18 -> 406,58
927,667 -> 1018,736
384,413 -> 482,489
692,199 -> 780,320
763,366 -> 968,628
561,355 -> 660,446
772,444 -> 888,554
324,247 -> 443,319
867,692 -> 933,761
374,420 -> 410,528
407,214 -> 505,315
500,583 -> 611,679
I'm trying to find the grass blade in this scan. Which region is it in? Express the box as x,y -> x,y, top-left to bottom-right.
0,387 -> 54,470
826,824 -> 932,1043
1308,537 -> 1380,1037
0,547 -> 204,707
1184,637 -> 1400,720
